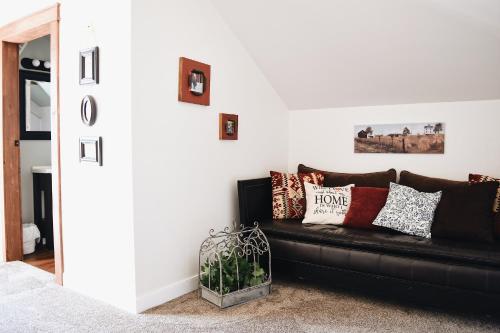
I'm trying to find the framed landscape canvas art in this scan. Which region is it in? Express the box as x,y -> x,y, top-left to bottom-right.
354,122 -> 445,154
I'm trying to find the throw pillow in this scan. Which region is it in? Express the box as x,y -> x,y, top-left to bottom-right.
432,181 -> 499,243
469,173 -> 500,213
302,182 -> 354,225
298,164 -> 396,188
372,183 -> 442,238
270,171 -> 324,219
343,187 -> 389,229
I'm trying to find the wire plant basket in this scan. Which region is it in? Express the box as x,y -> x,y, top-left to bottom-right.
199,222 -> 272,308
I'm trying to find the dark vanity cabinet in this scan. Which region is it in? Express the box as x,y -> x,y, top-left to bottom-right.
32,167 -> 53,250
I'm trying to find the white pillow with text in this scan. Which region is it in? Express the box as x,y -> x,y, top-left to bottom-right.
302,182 -> 355,225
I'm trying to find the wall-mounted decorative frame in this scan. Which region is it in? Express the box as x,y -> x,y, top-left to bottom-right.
80,95 -> 97,126
219,113 -> 238,140
79,136 -> 102,166
79,46 -> 99,85
178,57 -> 211,106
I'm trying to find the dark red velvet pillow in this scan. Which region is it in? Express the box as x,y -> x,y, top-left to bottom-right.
343,187 -> 389,229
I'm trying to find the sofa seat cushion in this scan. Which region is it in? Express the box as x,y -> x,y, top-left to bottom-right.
269,238 -> 500,294
259,219 -> 500,268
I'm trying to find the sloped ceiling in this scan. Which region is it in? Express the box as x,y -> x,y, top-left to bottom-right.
211,0 -> 500,110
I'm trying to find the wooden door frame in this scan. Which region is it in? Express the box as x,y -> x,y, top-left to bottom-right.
0,4 -> 63,284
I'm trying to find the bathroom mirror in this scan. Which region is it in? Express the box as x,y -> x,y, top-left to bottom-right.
20,70 -> 51,140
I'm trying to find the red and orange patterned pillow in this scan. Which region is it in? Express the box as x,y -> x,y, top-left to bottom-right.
469,173 -> 500,213
270,171 -> 324,219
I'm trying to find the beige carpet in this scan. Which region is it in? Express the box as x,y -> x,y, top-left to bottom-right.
148,282 -> 500,333
1,261 -> 499,333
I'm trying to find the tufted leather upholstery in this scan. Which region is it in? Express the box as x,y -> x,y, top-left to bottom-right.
260,219 -> 500,269
263,220 -> 500,294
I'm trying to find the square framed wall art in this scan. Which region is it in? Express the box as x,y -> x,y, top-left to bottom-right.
79,136 -> 103,166
178,57 -> 211,106
219,113 -> 238,140
79,46 -> 99,85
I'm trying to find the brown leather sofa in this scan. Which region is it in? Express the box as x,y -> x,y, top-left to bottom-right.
237,177 -> 500,313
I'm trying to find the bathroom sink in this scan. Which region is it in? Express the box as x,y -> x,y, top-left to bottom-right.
31,165 -> 52,174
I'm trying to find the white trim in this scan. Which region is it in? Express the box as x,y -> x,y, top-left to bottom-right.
64,272 -> 138,314
135,274 -> 198,313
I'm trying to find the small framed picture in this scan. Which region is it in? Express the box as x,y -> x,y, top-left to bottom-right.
178,57 -> 210,105
79,136 -> 102,166
189,71 -> 205,95
219,113 -> 238,140
79,46 -> 99,85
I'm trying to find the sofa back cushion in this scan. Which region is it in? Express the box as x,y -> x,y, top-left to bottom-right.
399,170 -> 467,191
469,173 -> 500,240
298,164 -> 396,188
399,170 -> 498,243
343,187 -> 389,230
432,181 -> 499,243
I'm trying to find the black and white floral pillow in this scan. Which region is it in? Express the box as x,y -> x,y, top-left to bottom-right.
373,182 -> 442,238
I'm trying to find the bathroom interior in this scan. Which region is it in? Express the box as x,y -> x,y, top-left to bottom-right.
18,35 -> 54,273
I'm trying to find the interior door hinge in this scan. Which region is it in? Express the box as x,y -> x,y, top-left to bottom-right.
14,140 -> 20,147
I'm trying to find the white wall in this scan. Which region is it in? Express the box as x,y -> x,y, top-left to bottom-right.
289,100 -> 500,180
20,141 -> 51,223
0,0 -> 138,313
131,0 -> 288,311
58,0 -> 137,313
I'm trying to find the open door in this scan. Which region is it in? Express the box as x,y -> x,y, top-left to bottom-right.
1,41 -> 22,261
0,5 -> 63,284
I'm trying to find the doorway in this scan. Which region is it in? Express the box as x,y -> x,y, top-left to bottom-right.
19,35 -> 54,274
0,5 -> 63,284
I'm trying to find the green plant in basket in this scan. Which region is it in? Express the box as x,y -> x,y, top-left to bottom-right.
201,254 -> 266,294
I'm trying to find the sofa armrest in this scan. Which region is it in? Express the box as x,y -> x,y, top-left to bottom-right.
237,177 -> 272,228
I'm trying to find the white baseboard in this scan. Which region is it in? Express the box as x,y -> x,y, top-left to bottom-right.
63,272 -> 138,314
135,274 -> 198,313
